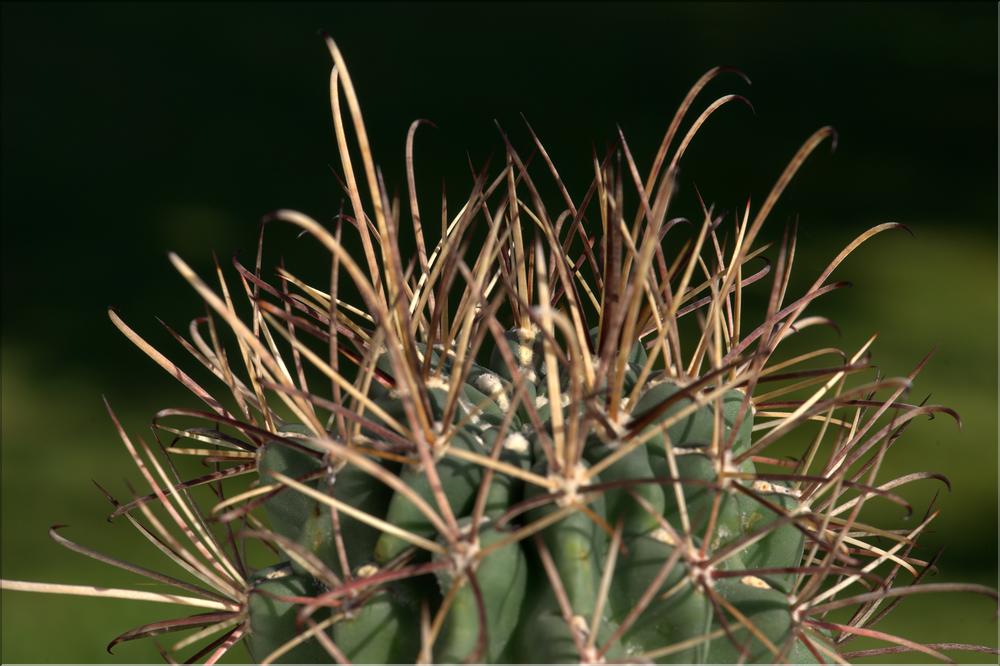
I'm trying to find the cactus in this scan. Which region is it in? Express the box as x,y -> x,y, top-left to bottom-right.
2,37 -> 997,664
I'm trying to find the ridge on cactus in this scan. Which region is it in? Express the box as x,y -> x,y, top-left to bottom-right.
2,36 -> 997,664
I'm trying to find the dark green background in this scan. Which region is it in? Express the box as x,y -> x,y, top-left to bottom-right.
2,2 -> 996,662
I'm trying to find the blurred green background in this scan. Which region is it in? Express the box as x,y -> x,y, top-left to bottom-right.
2,2 -> 996,662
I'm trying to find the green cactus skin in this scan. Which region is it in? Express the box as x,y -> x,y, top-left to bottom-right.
432,524 -> 528,662
736,487 -> 806,595
248,372 -> 822,664
372,374 -> 517,562
523,462 -> 608,615
246,567 -> 332,664
706,578 -> 808,664
634,382 -> 753,455
330,573 -> 424,663
610,533 -> 713,664
512,543 -> 626,664
258,436 -> 392,579
373,425 -> 491,564
584,436 -> 666,538
513,607 -> 625,664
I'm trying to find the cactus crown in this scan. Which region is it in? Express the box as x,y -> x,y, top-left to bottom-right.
3,37 -> 997,664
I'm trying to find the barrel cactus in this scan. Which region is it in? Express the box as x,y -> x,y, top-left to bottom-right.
3,37 -> 997,663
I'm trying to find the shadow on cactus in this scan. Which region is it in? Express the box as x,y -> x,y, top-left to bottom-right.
3,37 -> 997,664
